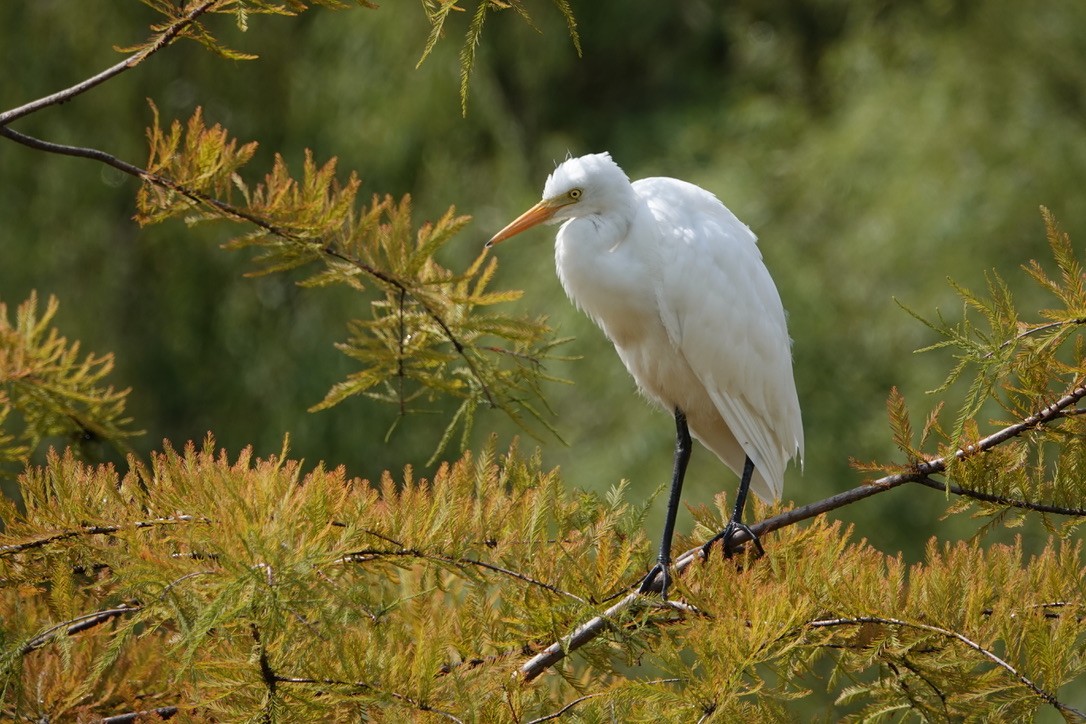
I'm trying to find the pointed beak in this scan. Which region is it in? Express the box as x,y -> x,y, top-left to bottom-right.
486,198 -> 564,248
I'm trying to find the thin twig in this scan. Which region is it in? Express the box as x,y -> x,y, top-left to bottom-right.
525,692 -> 609,724
277,676 -> 465,723
338,547 -> 586,603
985,316 -> 1086,359
889,656 -> 950,720
806,616 -> 1086,720
0,515 -> 207,557
520,382 -> 1086,681
0,0 -> 222,126
524,678 -> 680,723
251,624 -> 278,724
913,475 -> 1086,516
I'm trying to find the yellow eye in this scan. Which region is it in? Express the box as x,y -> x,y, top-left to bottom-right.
569,188 -> 583,200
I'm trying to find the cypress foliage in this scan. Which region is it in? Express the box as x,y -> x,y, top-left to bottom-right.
1,3 -> 1084,720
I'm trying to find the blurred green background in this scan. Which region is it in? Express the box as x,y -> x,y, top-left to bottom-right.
3,0 -> 1085,565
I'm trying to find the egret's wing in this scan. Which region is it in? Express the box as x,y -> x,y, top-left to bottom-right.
634,177 -> 803,501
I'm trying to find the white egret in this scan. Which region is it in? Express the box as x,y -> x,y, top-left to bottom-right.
487,153 -> 803,596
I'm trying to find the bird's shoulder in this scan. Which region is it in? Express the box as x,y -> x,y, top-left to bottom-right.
631,176 -> 758,254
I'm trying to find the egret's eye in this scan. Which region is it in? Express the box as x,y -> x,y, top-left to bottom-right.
568,188 -> 583,200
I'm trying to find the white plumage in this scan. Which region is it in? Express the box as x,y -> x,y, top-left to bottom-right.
488,152 -> 803,593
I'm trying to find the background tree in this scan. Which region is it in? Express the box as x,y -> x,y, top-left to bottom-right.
1,1 -> 1085,720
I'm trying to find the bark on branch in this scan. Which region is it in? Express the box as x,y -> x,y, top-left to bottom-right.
0,1 -> 222,127
518,381 -> 1086,681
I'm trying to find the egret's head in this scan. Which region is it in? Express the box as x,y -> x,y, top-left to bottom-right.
487,152 -> 632,247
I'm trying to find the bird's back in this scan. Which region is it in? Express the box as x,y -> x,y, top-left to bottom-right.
628,176 -> 803,501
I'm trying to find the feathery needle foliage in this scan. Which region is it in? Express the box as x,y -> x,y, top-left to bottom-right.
0,439 -> 652,720
419,0 -> 581,114
0,293 -> 138,475
902,209 -> 1085,438
1,439 -> 1083,720
883,210 -> 1086,536
4,2 -> 1086,720
136,101 -> 568,458
127,1 -> 379,63
2,0 -> 579,459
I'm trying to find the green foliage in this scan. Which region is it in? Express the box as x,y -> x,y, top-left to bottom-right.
0,293 -> 138,474
418,0 -> 581,114
4,2 -> 1086,720
130,0 -> 377,63
0,439 -> 648,720
1,442 -> 1083,720
137,101 -> 567,459
135,0 -> 577,112
884,211 -> 1086,536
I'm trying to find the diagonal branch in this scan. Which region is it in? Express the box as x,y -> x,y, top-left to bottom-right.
0,0 -> 223,126
673,379 -> 1086,564
338,547 -> 586,603
0,124 -> 497,408
0,514 -> 208,557
519,381 -> 1086,681
519,591 -> 641,682
20,604 -> 141,655
806,615 -> 1086,720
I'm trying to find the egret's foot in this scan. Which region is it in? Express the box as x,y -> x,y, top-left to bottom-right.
701,520 -> 765,560
637,562 -> 671,597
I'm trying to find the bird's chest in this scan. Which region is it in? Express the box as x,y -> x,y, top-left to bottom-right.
555,225 -> 703,411
555,225 -> 659,349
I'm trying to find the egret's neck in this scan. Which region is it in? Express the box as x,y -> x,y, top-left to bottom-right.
554,197 -> 660,348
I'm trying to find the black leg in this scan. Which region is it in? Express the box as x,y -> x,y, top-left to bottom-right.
701,455 -> 765,559
638,409 -> 691,597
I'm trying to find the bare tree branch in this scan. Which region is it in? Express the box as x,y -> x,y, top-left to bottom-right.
677,379 -> 1086,564
519,591 -> 641,682
0,0 -> 223,126
0,515 -> 208,557
519,381 -> 1086,681
20,604 -> 141,655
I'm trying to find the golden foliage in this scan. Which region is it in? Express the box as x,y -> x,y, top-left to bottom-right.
0,293 -> 137,472
0,439 -> 649,720
4,2 -> 1086,719
136,103 -> 568,459
1,441 -> 1083,721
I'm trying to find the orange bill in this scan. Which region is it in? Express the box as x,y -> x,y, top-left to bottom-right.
486,199 -> 563,247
